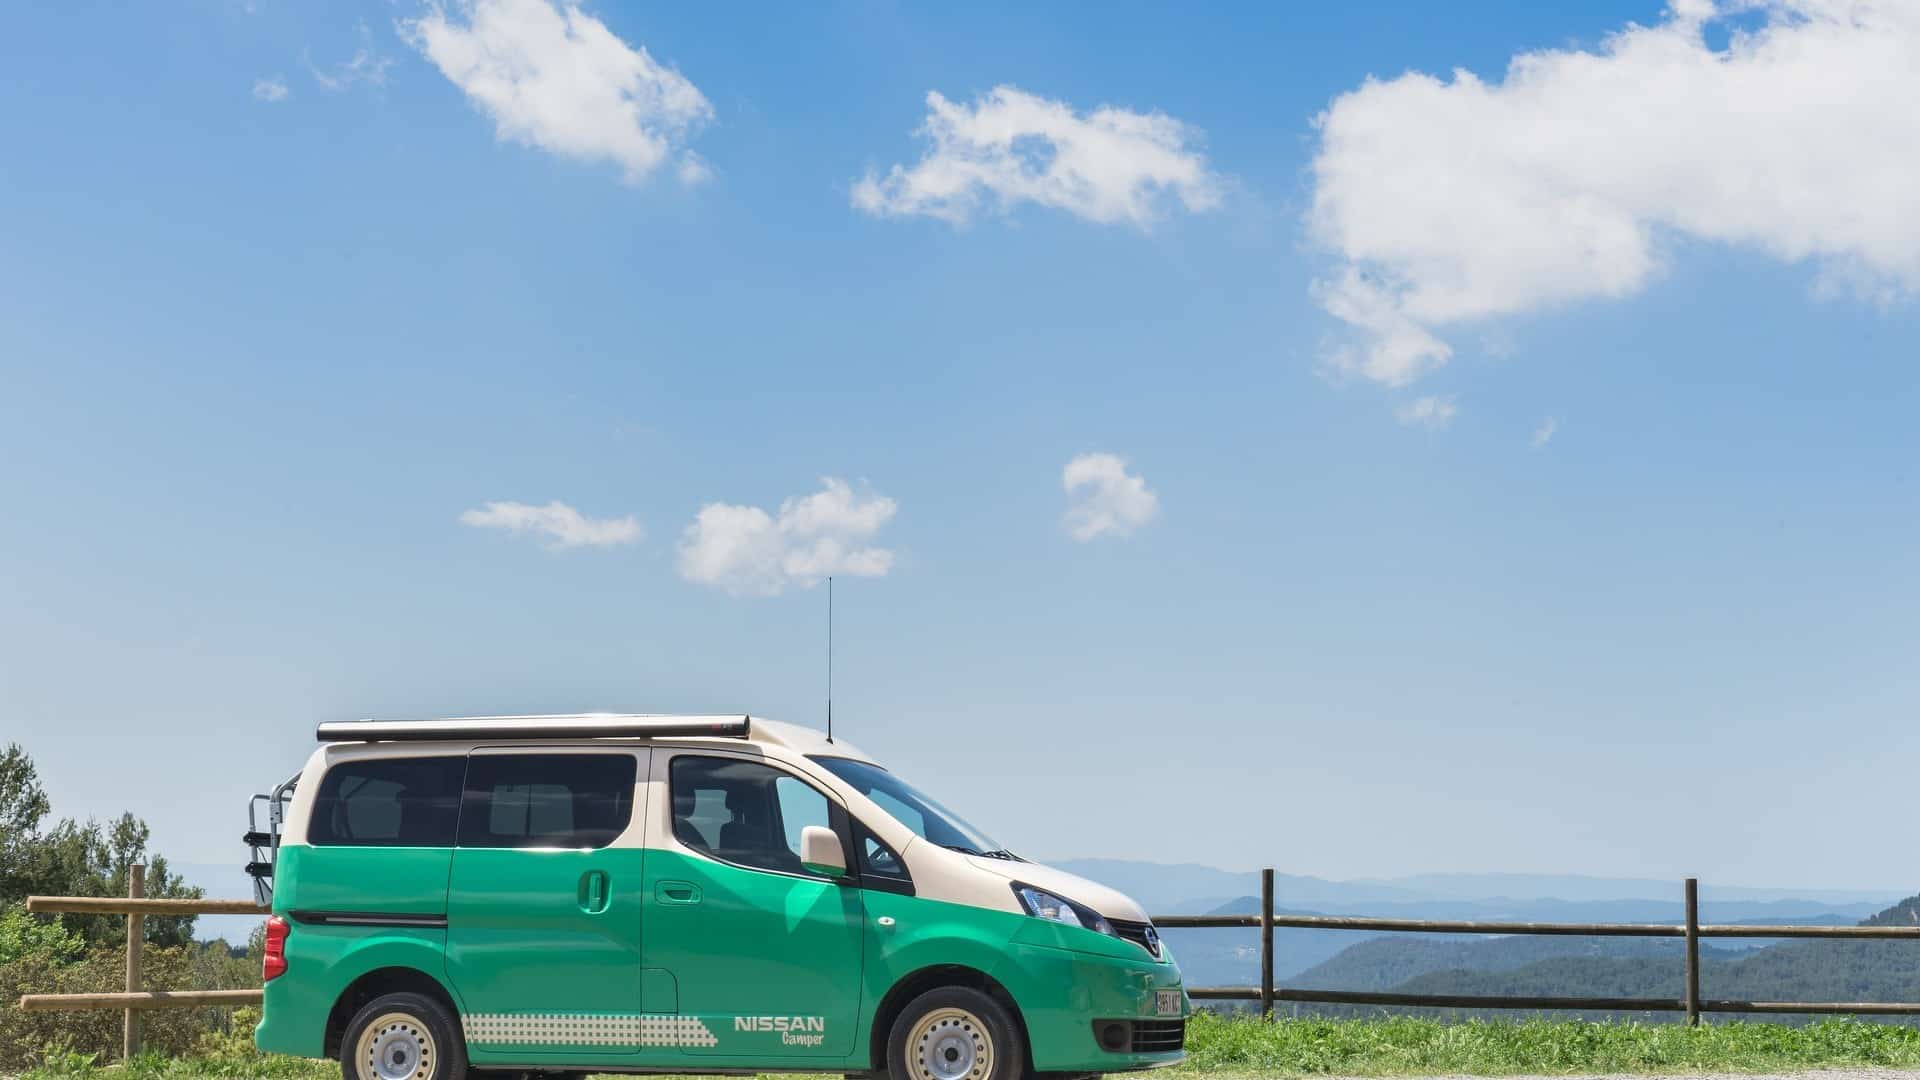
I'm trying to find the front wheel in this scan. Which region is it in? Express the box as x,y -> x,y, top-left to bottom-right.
340,991 -> 469,1080
887,987 -> 1026,1080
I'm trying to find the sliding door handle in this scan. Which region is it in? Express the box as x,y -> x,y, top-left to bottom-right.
578,870 -> 611,914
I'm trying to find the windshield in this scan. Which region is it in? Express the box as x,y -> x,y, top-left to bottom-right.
811,756 -> 1011,857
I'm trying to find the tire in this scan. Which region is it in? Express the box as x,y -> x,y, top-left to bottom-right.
887,986 -> 1026,1080
339,991 -> 469,1080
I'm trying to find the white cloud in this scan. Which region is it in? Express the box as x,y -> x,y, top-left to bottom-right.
1310,0 -> 1920,385
1395,395 -> 1458,431
675,151 -> 713,186
252,77 -> 289,103
403,0 -> 711,185
853,86 -> 1222,228
1062,452 -> 1158,541
1531,416 -> 1559,448
677,478 -> 896,597
309,22 -> 393,92
459,500 -> 642,549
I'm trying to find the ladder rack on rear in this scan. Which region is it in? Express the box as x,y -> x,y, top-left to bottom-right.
243,771 -> 300,905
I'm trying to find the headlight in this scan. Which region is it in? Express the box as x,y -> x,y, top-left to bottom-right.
1012,883 -> 1117,937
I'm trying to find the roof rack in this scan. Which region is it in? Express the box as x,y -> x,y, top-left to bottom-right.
315,714 -> 752,743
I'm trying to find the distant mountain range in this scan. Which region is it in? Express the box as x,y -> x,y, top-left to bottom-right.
1048,858 -> 1905,915
1355,918 -> 1920,1022
1042,859 -> 1906,992
1086,867 -> 1920,1020
1355,872 -> 1901,906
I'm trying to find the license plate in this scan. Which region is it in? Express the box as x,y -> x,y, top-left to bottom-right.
1155,990 -> 1182,1017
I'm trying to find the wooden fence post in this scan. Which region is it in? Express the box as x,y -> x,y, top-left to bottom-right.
1684,877 -> 1701,1027
124,864 -> 144,1059
1261,867 -> 1275,1021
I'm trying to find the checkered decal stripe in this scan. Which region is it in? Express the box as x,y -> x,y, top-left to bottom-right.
464,1013 -> 718,1048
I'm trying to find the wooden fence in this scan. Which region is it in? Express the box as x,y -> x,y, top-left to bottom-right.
1162,871 -> 1920,1024
17,865 -> 268,1059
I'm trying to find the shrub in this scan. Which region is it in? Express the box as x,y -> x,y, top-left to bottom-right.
0,906 -> 83,966
0,942 -> 260,1071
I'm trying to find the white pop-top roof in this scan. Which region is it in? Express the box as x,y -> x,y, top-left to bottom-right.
314,712 -> 877,764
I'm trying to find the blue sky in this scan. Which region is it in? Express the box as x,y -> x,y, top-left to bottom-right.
2,0 -> 1917,893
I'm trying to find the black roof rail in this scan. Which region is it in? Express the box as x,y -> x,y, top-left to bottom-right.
314,714 -> 752,743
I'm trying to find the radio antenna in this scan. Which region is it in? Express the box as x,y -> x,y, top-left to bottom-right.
826,576 -> 834,743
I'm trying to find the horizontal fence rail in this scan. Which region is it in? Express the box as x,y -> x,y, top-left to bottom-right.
1154,913 -> 1920,939
16,990 -> 264,1013
18,870 -> 270,1059
26,896 -> 270,917
1159,872 -> 1920,1024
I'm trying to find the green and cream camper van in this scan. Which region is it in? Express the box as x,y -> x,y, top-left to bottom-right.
248,714 -> 1188,1080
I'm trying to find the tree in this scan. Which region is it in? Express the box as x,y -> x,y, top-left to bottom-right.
0,744 -> 53,902
0,743 -> 203,947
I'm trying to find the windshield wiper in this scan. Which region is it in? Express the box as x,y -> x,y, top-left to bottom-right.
941,844 -> 1021,860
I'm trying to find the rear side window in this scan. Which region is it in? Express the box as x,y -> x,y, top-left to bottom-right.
459,754 -> 637,849
308,757 -> 465,847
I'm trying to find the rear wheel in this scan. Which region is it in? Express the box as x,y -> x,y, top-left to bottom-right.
887,987 -> 1025,1080
340,991 -> 468,1080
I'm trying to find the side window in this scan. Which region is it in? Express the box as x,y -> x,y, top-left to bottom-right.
670,756 -> 835,878
308,757 -> 464,847
459,754 -> 637,849
856,822 -> 911,887
775,776 -> 829,857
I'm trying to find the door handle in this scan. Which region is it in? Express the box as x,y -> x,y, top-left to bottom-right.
579,870 -> 611,914
656,880 -> 702,905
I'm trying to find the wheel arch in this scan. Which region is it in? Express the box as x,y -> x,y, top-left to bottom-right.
867,964 -> 1032,1074
323,965 -> 463,1060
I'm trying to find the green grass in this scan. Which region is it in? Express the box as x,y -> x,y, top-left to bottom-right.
1177,1011 -> 1920,1075
19,1015 -> 1920,1078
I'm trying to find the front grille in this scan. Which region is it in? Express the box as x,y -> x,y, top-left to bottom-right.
1130,1019 -> 1186,1053
1094,1019 -> 1186,1054
1111,918 -> 1161,958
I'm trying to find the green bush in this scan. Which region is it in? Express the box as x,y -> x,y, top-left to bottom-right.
0,941 -> 260,1071
0,905 -> 83,966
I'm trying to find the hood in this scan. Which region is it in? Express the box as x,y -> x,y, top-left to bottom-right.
965,855 -> 1151,923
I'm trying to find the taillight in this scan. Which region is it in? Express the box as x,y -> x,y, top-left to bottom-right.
263,915 -> 289,982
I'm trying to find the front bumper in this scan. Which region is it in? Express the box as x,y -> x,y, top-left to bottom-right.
991,939 -> 1188,1072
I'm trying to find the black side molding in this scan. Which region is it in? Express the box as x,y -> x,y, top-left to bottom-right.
288,910 -> 448,929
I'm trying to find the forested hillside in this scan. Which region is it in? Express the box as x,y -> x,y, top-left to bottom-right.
1255,892 -> 1920,1023
1291,935 -> 1745,991
1164,893 -> 1876,989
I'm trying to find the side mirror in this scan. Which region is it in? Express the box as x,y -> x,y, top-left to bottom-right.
799,825 -> 848,878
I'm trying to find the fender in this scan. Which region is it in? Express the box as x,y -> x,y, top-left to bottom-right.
259,924 -> 460,1058
854,890 -> 1034,1062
